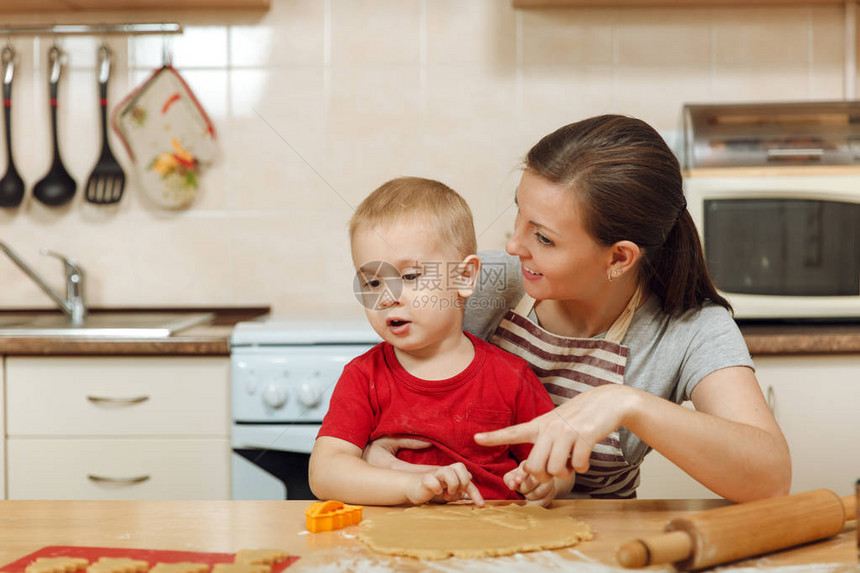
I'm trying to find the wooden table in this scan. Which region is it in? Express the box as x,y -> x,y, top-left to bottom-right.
0,500 -> 855,572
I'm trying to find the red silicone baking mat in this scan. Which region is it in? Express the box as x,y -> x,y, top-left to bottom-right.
0,546 -> 299,572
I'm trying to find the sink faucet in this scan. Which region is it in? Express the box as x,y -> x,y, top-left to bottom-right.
0,239 -> 87,325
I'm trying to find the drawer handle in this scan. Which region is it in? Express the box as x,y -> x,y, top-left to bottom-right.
765,385 -> 776,414
87,395 -> 150,405
87,474 -> 151,485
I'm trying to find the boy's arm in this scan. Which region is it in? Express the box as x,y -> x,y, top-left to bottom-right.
310,436 -> 418,505
310,436 -> 485,506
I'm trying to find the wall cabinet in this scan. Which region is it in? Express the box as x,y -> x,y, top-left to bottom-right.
637,354 -> 860,499
4,356 -> 230,500
0,0 -> 269,12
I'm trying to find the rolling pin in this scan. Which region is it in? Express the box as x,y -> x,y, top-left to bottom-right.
616,489 -> 857,570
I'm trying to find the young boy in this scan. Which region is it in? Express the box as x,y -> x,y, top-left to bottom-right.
309,177 -> 572,507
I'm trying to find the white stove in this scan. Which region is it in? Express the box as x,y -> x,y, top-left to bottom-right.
230,318 -> 380,500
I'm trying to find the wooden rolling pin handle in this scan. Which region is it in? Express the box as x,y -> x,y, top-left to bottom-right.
616,490 -> 856,571
841,494 -> 857,521
617,530 -> 693,568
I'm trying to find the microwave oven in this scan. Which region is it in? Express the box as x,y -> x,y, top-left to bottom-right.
685,169 -> 860,320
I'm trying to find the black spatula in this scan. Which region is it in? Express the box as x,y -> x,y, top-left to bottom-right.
85,43 -> 125,205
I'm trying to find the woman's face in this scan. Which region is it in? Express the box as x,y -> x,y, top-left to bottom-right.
506,170 -> 611,302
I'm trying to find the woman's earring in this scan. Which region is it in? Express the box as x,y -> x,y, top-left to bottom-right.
608,268 -> 622,282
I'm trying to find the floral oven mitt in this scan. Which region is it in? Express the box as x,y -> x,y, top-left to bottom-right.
112,66 -> 217,208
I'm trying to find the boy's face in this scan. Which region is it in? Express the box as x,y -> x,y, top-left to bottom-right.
351,221 -> 477,355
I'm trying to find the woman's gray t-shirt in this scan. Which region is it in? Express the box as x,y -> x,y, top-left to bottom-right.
463,250 -> 755,465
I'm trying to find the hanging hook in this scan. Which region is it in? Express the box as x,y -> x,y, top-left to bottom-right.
97,42 -> 111,85
161,34 -> 172,67
1,43 -> 14,88
48,44 -> 62,85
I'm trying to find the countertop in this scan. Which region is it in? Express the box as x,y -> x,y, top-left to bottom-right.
0,308 -> 859,356
0,499 -> 855,572
739,321 -> 860,356
0,308 -> 268,356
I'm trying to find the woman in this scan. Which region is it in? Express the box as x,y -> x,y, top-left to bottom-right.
367,115 -> 791,502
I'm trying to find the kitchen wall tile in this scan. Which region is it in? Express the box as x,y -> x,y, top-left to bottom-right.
425,0 -> 517,68
131,26 -> 229,70
812,4 -> 845,69
330,0 -> 421,66
328,66 -> 421,118
520,8 -> 615,66
219,115 -> 335,213
808,5 -> 844,99
230,67 -> 327,124
230,0 -> 325,67
613,65 -> 711,133
809,65 -> 844,100
711,6 -> 811,67
615,8 -> 711,67
322,118 -> 427,206
226,215 -> 359,317
711,65 -> 811,102
425,66 -> 517,120
103,216 -> 240,306
521,65 -> 616,124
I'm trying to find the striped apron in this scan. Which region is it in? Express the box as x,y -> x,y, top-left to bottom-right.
490,289 -> 643,499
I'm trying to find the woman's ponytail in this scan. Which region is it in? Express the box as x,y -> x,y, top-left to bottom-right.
647,211 -> 731,316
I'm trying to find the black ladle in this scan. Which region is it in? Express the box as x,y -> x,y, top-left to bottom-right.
0,45 -> 24,208
33,45 -> 76,207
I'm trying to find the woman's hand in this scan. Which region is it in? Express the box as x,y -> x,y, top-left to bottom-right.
476,384 -> 640,482
362,435 -> 438,473
503,461 -> 557,507
406,463 -> 486,507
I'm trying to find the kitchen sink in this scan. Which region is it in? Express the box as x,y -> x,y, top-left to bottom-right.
0,312 -> 215,338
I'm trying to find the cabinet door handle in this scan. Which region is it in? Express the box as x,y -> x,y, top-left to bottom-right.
86,395 -> 150,405
765,385 -> 776,414
87,474 -> 151,485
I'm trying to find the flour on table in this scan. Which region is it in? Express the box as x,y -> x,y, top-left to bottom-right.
356,504 -> 592,560
290,545 -> 629,573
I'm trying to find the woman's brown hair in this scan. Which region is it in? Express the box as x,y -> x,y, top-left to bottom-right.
525,114 -> 731,315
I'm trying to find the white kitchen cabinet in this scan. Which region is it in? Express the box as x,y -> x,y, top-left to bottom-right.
755,354 -> 860,497
0,357 -> 5,500
4,356 -> 230,500
637,354 -> 860,499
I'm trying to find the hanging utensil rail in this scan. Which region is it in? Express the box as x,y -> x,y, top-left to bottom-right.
0,23 -> 182,37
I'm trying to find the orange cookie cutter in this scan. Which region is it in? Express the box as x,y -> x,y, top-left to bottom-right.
304,500 -> 363,533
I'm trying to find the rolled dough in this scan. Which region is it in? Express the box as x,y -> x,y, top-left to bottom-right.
356,503 -> 592,560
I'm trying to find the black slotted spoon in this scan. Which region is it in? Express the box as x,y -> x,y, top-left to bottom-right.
85,43 -> 125,204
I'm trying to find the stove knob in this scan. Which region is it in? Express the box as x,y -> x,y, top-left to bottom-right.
298,381 -> 322,408
245,375 -> 258,395
262,384 -> 288,409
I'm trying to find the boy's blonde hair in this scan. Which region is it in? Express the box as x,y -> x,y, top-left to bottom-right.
349,177 -> 477,258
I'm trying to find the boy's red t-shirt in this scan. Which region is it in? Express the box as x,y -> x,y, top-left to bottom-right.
317,332 -> 555,500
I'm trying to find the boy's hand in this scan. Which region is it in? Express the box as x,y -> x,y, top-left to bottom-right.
362,436 -> 437,473
406,462 -> 485,507
504,461 -> 557,507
